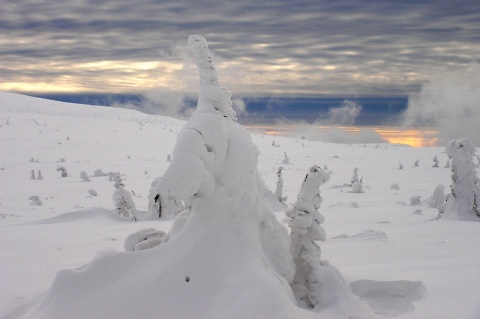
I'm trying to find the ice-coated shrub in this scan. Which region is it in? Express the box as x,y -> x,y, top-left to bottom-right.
390,183 -> 400,190
440,138 -> 480,220
88,189 -> 98,196
80,171 -> 91,182
29,195 -> 42,206
56,166 -> 68,177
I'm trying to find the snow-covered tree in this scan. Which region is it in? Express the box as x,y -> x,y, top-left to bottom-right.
56,166 -> 68,177
287,165 -> 330,307
414,159 -> 419,167
80,171 -> 91,182
350,167 -> 363,193
440,139 -> 480,220
428,184 -> 446,208
433,155 -> 439,168
275,166 -> 287,204
399,163 -> 403,170
287,166 -> 370,314
351,167 -> 359,184
30,169 -> 36,180
112,173 -> 137,220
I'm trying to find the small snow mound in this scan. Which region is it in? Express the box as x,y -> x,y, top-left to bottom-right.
31,208 -> 131,224
124,228 -> 165,251
332,229 -> 387,242
350,280 -> 427,317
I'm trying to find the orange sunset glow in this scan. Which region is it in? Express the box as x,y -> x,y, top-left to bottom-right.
245,125 -> 439,148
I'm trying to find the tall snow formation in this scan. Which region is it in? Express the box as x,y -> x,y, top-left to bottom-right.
440,139 -> 480,220
287,166 -> 372,316
25,36 -> 308,319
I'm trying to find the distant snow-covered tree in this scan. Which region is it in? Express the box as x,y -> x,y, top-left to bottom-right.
282,151 -> 290,164
440,139 -> 480,220
112,173 -> 137,221
30,170 -> 36,180
352,177 -> 364,193
428,184 -> 445,208
350,167 -> 363,193
433,156 -> 439,168
56,166 -> 68,177
399,163 -> 403,170
37,170 -> 43,180
80,171 -> 91,182
275,166 -> 287,204
414,160 -> 419,167
351,167 -> 359,184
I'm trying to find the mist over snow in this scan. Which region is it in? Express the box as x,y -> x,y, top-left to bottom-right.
322,100 -> 363,126
402,63 -> 480,146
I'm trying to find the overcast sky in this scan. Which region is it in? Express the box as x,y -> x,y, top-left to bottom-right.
1,0 -> 479,97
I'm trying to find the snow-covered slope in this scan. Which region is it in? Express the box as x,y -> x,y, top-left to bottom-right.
1,87 -> 479,319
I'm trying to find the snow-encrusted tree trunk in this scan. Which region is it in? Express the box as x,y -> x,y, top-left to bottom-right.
440,139 -> 480,220
112,173 -> 137,220
275,166 -> 287,204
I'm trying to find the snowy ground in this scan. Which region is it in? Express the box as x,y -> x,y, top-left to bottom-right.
1,92 -> 479,318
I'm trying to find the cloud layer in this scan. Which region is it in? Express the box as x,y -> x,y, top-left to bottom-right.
402,63 -> 480,146
1,0 -> 480,96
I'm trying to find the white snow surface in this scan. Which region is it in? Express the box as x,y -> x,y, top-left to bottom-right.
1,70 -> 480,318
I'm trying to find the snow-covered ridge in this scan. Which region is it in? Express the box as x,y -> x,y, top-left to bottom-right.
0,91 -> 183,124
